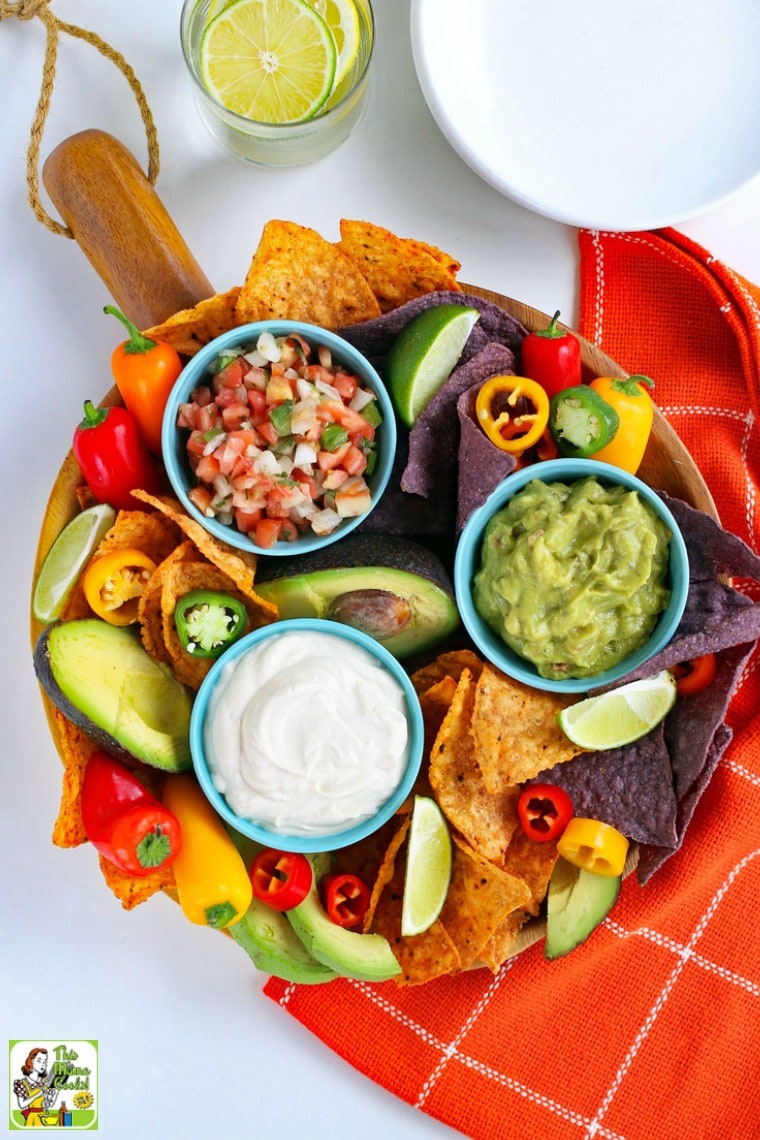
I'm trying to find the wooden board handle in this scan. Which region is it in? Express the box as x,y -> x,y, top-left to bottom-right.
43,129 -> 215,329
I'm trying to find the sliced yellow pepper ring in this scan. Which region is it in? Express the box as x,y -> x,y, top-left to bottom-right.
475,375 -> 550,454
82,547 -> 157,626
556,817 -> 629,878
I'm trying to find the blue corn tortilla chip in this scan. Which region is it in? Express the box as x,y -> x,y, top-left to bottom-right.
402,342 -> 518,500
338,290 -> 528,362
456,384 -> 519,532
532,723 -> 679,848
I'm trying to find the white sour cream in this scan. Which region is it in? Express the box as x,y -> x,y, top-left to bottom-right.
203,629 -> 410,836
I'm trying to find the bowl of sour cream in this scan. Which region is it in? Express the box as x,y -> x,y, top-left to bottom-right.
189,618 -> 424,851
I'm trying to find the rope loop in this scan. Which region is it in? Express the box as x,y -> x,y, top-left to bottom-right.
0,1 -> 160,237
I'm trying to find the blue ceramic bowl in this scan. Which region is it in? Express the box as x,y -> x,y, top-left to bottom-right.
189,618 -> 424,852
454,458 -> 690,694
161,321 -> 396,556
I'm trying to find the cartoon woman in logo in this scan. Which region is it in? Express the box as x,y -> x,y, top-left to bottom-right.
13,1048 -> 59,1127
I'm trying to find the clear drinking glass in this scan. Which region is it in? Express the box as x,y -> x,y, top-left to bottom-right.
180,0 -> 375,167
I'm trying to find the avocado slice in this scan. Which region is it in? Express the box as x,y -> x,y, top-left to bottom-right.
225,831 -> 337,985
34,619 -> 193,772
256,535 -> 459,659
287,854 -> 402,982
544,857 -> 621,960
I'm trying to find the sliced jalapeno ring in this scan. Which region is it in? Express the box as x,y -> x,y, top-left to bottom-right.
174,589 -> 248,659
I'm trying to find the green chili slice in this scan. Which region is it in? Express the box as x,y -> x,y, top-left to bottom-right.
174,590 -> 248,659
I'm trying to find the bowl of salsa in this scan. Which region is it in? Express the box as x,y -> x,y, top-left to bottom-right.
162,320 -> 396,555
454,458 -> 690,693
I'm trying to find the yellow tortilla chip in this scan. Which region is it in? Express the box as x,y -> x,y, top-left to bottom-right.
337,219 -> 462,313
470,663 -> 585,792
362,816 -> 410,934
130,490 -> 278,623
50,710 -> 98,848
368,828 -> 461,985
439,835 -> 532,969
429,669 -> 521,864
411,648 -> 483,694
234,220 -> 381,329
159,557 -> 268,690
141,287 -> 242,356
500,826 -> 558,915
478,908 -> 531,973
138,540 -> 196,664
98,853 -> 176,910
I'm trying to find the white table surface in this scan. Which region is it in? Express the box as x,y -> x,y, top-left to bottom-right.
3,3 -> 760,1137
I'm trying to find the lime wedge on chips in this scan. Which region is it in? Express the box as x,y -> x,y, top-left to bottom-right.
199,0 -> 337,124
33,503 -> 116,623
401,795 -> 452,937
387,304 -> 480,427
557,670 -> 678,750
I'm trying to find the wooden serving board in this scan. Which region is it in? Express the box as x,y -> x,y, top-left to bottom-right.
31,131 -> 719,958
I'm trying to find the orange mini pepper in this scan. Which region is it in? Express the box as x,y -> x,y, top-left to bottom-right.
106,305 -> 183,455
475,375 -> 550,454
556,817 -> 629,878
671,653 -> 717,697
587,375 -> 655,474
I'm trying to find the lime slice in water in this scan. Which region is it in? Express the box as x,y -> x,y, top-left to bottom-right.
199,0 -> 337,124
309,0 -> 361,87
33,503 -> 116,623
386,304 -> 480,427
401,795 -> 452,937
557,670 -> 678,751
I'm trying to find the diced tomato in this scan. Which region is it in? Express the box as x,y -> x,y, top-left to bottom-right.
257,420 -> 280,447
291,467 -> 319,499
221,403 -> 251,431
265,483 -> 297,518
247,389 -> 268,418
194,454 -> 222,483
234,507 -> 263,533
216,356 -> 250,388
318,400 -> 372,434
317,442 -> 351,471
321,468 -> 349,490
332,371 -> 358,402
342,444 -> 368,476
279,520 -> 299,542
254,517 -> 283,548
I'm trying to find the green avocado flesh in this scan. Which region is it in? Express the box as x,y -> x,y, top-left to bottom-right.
256,536 -> 458,659
34,619 -> 193,772
226,831 -> 336,984
288,855 -> 401,982
544,857 -> 621,960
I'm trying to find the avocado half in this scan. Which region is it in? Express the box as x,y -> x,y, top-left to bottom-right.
34,619 -> 193,772
255,535 -> 459,659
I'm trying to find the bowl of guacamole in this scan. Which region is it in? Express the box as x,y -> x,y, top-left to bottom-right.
454,458 -> 689,693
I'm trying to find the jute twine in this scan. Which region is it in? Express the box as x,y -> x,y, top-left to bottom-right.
0,0 -> 160,238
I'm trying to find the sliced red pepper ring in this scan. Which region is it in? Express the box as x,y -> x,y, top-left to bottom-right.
517,784 -> 573,843
475,375 -> 550,454
82,547 -> 157,626
249,848 -> 313,911
321,872 -> 372,929
671,654 -> 717,697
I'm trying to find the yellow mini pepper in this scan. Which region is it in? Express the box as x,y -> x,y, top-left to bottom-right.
162,775 -> 252,929
556,817 -> 629,878
475,375 -> 550,454
587,375 -> 654,474
82,547 -> 157,626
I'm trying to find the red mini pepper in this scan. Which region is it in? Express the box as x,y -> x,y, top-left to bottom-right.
249,848 -> 313,912
80,751 -> 182,877
105,305 -> 183,455
671,653 -> 717,697
517,783 -> 574,843
521,310 -> 583,399
72,400 -> 163,512
321,872 -> 372,929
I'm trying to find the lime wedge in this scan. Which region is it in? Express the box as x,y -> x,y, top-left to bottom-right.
386,304 -> 480,427
401,795 -> 452,937
199,0 -> 337,125
308,0 -> 360,87
33,503 -> 116,623
557,670 -> 678,750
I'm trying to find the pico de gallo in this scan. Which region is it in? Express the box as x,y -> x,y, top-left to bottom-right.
177,330 -> 382,548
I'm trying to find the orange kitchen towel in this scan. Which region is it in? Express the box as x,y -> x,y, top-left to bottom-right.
265,228 -> 760,1140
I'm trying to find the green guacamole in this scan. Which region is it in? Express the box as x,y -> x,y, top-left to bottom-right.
473,476 -> 671,680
